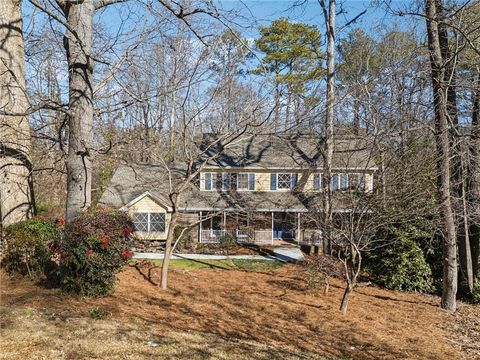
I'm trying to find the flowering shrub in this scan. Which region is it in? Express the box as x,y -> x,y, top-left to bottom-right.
2,218 -> 63,279
59,208 -> 134,297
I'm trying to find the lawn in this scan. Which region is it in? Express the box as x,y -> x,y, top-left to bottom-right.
140,258 -> 284,271
1,263 -> 479,359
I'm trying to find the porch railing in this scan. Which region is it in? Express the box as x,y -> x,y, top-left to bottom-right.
299,233 -> 323,246
199,229 -> 235,243
200,228 -> 317,246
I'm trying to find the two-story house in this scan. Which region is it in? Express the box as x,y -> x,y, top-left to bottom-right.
99,133 -> 377,251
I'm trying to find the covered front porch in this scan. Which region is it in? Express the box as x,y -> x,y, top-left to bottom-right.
198,211 -> 322,247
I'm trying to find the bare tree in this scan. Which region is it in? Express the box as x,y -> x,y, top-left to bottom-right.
425,0 -> 458,311
319,0 -> 335,255
158,92 -> 271,289
0,0 -> 35,228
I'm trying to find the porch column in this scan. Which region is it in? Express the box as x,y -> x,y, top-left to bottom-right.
199,211 -> 202,243
223,211 -> 226,229
271,212 -> 274,245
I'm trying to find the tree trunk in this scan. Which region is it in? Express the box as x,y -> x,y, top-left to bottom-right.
274,83 -> 280,131
0,0 -> 35,228
460,161 -> 474,292
321,0 -> 335,255
340,283 -> 353,313
425,0 -> 458,312
469,68 -> 480,281
353,91 -> 360,135
160,211 -> 178,289
63,0 -> 94,221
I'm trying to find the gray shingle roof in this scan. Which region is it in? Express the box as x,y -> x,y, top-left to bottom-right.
99,164 -> 358,213
199,133 -> 377,170
99,134 -> 375,212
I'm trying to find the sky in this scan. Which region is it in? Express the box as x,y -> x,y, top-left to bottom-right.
86,0 -> 413,44
217,0 -> 409,37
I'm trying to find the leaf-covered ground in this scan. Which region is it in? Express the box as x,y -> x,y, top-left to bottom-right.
1,264 -> 478,359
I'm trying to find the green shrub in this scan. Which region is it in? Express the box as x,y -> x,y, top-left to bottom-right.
218,234 -> 236,248
472,281 -> 480,304
2,218 -> 62,279
365,225 -> 434,293
59,208 -> 134,297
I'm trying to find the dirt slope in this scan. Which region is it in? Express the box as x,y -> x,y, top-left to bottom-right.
1,265 -> 478,359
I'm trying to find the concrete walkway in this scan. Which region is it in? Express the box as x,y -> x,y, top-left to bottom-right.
270,247 -> 305,262
133,247 -> 305,263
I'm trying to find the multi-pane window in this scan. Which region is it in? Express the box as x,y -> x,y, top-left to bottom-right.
331,173 -> 348,191
220,173 -> 229,190
346,173 -> 367,191
204,172 -> 255,191
133,212 -> 166,233
228,173 -> 237,190
150,213 -> 166,232
133,212 -> 148,232
270,173 -> 297,190
236,173 -> 255,190
277,173 -> 292,189
204,173 -> 216,190
237,173 -> 249,190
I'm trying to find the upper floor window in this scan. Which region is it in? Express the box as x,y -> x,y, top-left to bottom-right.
220,172 -> 236,191
203,172 -> 254,191
359,174 -> 366,191
270,173 -> 297,191
204,173 -> 216,190
133,212 -> 166,233
348,173 -> 367,191
237,173 -> 255,190
331,173 -> 348,191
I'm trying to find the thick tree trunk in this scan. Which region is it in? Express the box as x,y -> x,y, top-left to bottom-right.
161,211 -> 178,289
470,68 -> 480,281
321,0 -> 335,255
425,0 -> 458,312
64,1 -> 94,221
0,0 -> 35,228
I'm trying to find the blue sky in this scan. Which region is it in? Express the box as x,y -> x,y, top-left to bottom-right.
217,0 -> 405,36
88,0 -> 410,43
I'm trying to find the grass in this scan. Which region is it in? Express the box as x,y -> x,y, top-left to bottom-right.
137,258 -> 284,271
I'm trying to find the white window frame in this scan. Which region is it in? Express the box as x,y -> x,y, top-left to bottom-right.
331,173 -> 348,191
237,173 -> 249,190
276,173 -> 292,190
133,212 -> 166,233
203,172 -> 217,191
